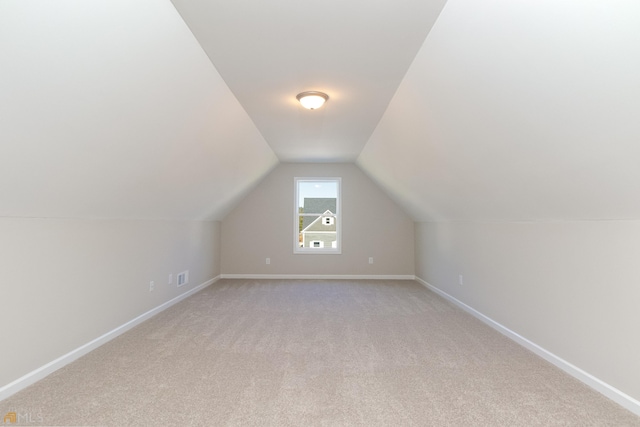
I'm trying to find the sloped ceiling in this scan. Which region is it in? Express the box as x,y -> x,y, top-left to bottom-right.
170,0 -> 447,162
358,0 -> 640,221
3,0 -> 639,223
0,0 -> 278,221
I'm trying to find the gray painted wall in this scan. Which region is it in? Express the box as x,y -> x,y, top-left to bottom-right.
221,163 -> 414,276
0,218 -> 220,388
415,220 -> 640,403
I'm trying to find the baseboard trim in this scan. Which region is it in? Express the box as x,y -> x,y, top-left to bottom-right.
414,276 -> 640,417
220,274 -> 416,280
0,275 -> 221,402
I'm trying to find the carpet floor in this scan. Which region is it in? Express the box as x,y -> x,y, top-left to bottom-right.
1,279 -> 639,426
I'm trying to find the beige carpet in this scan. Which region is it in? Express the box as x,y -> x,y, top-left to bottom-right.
2,279 -> 639,426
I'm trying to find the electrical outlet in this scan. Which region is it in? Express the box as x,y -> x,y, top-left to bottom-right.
368,257 -> 374,264
149,281 -> 155,291
266,258 -> 270,265
458,274 -> 464,286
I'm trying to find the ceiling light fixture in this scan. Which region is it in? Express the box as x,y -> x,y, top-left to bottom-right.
296,91 -> 329,110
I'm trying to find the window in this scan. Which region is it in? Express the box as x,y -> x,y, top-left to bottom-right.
323,217 -> 334,226
295,177 -> 341,254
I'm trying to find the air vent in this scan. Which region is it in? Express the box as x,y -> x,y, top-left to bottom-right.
177,270 -> 189,288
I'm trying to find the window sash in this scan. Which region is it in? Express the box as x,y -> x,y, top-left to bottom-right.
294,177 -> 341,254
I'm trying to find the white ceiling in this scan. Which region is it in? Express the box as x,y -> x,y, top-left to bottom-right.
2,0 -> 640,222
0,0 -> 278,220
170,0 -> 447,162
358,0 -> 640,221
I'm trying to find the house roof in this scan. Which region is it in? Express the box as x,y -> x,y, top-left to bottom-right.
2,1 -> 640,222
302,198 -> 337,229
301,210 -> 337,233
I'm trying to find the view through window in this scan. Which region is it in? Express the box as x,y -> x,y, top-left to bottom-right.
294,178 -> 341,254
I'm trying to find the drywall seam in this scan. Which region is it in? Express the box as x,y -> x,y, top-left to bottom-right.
414,277 -> 640,417
221,274 -> 416,280
0,275 -> 221,402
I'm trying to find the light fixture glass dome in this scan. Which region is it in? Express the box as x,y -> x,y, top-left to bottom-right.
296,91 -> 329,109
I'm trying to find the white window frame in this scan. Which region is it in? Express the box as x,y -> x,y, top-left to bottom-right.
294,177 -> 341,254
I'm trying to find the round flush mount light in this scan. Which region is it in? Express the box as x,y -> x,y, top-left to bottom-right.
296,91 -> 329,110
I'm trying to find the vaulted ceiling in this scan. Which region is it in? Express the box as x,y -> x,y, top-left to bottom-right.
2,0 -> 639,222
171,0 -> 446,162
359,0 -> 640,221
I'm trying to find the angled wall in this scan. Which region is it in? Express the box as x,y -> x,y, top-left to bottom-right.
0,0 -> 276,398
359,0 -> 640,222
359,0 -> 640,411
0,0 -> 278,221
221,163 -> 414,277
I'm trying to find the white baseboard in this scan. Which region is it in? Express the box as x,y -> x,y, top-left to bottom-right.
220,274 -> 416,280
414,276 -> 640,417
0,275 -> 220,402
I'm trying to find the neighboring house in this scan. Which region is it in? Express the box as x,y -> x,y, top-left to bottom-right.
301,198 -> 336,229
301,209 -> 337,249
